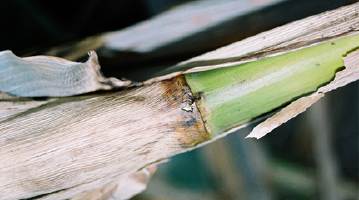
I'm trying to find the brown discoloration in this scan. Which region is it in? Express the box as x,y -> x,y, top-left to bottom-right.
160,76 -> 210,147
0,77 -> 209,200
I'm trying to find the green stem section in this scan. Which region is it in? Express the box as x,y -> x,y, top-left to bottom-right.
185,34 -> 359,136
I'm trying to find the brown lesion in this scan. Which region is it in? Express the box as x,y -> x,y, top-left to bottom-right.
160,76 -> 210,147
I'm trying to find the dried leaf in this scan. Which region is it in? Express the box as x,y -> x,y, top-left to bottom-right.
71,165 -> 157,200
0,92 -> 55,122
0,51 -> 131,97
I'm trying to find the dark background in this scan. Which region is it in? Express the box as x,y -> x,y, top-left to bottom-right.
0,0 -> 356,54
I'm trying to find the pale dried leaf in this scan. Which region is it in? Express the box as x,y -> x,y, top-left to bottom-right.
71,165 -> 157,200
108,165 -> 157,200
0,92 -> 56,122
103,0 -> 284,53
0,50 -> 131,97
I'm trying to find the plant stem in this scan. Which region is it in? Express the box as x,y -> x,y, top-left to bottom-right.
185,34 -> 359,135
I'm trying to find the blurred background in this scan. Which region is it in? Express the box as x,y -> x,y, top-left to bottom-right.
1,0 -> 358,199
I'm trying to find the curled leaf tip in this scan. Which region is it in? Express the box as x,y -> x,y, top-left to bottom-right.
0,50 -> 131,97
